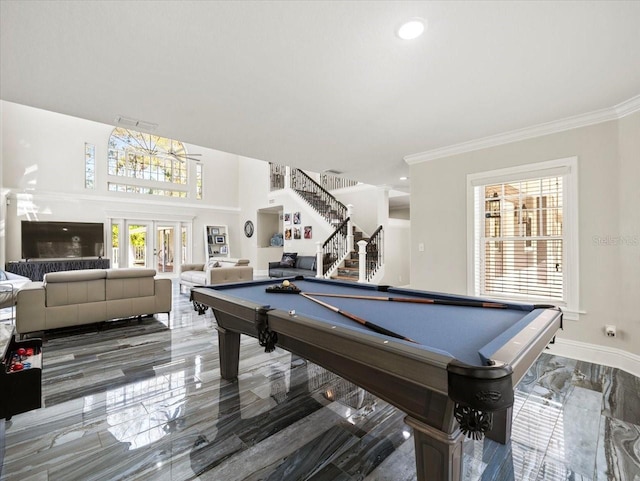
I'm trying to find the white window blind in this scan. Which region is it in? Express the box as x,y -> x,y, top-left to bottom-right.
477,175 -> 564,302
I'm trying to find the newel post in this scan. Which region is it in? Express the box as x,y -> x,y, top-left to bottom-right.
285,166 -> 291,189
357,239 -> 367,283
316,241 -> 323,278
346,204 -> 354,253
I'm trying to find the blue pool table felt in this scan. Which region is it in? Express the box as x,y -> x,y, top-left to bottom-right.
213,279 -> 540,366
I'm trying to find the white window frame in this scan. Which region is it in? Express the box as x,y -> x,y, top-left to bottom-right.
85,142 -> 96,189
467,157 -> 580,320
196,163 -> 203,200
107,128 -> 189,197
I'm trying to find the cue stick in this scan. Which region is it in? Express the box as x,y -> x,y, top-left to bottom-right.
303,292 -> 508,309
299,293 -> 418,343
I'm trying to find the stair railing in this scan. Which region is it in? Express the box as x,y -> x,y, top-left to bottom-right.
269,163 -> 286,191
357,225 -> 384,282
318,217 -> 350,277
319,172 -> 359,191
290,168 -> 347,224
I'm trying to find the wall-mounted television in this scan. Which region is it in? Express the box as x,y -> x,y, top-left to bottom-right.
21,221 -> 105,260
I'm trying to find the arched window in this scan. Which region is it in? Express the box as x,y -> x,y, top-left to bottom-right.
107,128 -> 189,197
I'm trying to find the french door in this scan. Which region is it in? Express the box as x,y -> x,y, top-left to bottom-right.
111,219 -> 191,278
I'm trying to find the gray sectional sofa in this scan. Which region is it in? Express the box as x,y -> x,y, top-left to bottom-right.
268,254 -> 317,278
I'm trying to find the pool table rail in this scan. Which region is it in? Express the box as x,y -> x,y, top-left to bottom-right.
483,307 -> 563,387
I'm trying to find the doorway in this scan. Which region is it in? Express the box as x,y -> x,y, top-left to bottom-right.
110,219 -> 191,278
156,225 -> 175,273
127,222 -> 149,268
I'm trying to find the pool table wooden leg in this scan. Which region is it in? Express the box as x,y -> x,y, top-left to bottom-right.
405,416 -> 464,481
485,407 -> 512,445
216,326 -> 240,380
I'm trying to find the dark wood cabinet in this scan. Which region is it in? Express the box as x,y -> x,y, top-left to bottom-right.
0,324 -> 42,420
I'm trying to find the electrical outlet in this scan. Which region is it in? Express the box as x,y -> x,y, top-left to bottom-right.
605,325 -> 616,337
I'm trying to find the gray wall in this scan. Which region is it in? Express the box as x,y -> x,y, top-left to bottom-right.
409,112 -> 640,358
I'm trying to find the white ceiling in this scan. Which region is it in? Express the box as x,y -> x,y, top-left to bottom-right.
2,1 -> 639,193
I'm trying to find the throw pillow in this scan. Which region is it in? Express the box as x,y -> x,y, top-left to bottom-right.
279,252 -> 298,268
0,270 -> 7,281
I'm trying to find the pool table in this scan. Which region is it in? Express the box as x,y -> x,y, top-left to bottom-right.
191,277 -> 562,481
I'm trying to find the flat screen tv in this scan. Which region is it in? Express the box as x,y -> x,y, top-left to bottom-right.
21,221 -> 105,260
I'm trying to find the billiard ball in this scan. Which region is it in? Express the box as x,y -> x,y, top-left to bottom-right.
17,348 -> 26,356
13,362 -> 23,371
282,280 -> 290,287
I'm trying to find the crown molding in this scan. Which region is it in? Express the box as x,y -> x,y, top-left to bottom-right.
405,94 -> 640,165
615,94 -> 640,118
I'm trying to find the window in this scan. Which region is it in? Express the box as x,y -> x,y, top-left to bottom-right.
107,182 -> 187,197
107,128 -> 189,196
196,163 -> 203,200
467,158 -> 579,318
85,143 -> 96,189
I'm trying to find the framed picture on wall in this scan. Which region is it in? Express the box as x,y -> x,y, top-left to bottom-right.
215,235 -> 225,244
294,227 -> 301,239
284,213 -> 291,225
293,212 -> 301,224
304,226 -> 312,239
285,228 -> 292,240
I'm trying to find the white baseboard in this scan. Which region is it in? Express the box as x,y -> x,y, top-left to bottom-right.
547,338 -> 640,378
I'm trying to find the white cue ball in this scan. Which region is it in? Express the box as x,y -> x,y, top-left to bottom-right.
289,309 -> 296,316
282,280 -> 290,287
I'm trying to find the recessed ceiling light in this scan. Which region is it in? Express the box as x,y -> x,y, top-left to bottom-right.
397,18 -> 425,40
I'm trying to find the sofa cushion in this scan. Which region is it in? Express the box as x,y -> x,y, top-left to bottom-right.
209,266 -> 253,284
106,276 -> 155,300
0,270 -> 7,281
279,252 -> 298,267
269,267 -> 304,278
104,268 -> 156,299
181,263 -> 205,272
105,268 -> 156,279
44,269 -> 107,283
181,270 -> 207,284
296,256 -> 315,271
46,278 -> 106,307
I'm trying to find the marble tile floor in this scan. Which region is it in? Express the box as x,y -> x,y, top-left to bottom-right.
1,281 -> 639,481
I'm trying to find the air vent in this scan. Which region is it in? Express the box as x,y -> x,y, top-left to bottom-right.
114,116 -> 158,132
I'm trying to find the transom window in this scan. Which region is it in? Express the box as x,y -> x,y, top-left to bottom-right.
108,128 -> 188,187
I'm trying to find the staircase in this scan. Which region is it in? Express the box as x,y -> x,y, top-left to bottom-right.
290,168 -> 347,225
296,190 -> 344,225
270,163 -> 384,282
334,226 -> 384,282
334,228 -> 367,281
